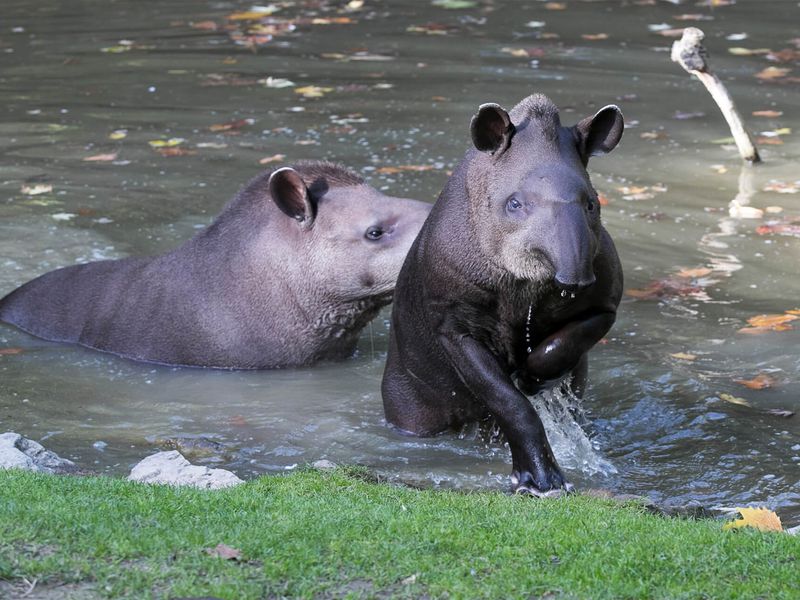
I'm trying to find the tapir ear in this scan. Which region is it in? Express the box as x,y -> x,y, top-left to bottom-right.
574,104 -> 624,164
268,167 -> 316,228
470,103 -> 515,156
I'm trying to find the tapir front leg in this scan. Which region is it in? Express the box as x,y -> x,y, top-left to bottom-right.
439,332 -> 572,496
525,311 -> 616,383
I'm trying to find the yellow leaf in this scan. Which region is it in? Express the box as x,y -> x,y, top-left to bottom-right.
719,393 -> 751,407
294,85 -> 334,98
723,507 -> 783,532
109,129 -> 128,140
727,47 -> 771,56
670,352 -> 696,361
148,138 -> 185,148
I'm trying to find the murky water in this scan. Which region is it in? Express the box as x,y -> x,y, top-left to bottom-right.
1,0 -> 799,522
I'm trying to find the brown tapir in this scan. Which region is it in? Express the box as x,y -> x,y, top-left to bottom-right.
381,94 -> 624,496
0,161 -> 431,368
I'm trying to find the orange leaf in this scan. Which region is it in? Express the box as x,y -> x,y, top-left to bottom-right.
723,507 -> 783,532
375,165 -> 436,174
581,33 -> 608,41
676,267 -> 712,279
755,67 -> 791,81
0,348 -> 24,356
752,110 -> 783,118
733,373 -> 777,390
746,313 -> 798,328
156,147 -> 196,157
209,118 -> 254,132
259,153 -> 286,165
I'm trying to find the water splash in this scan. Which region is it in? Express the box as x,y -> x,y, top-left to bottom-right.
527,382 -> 617,477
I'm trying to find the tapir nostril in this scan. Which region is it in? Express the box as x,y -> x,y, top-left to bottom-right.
555,274 -> 596,292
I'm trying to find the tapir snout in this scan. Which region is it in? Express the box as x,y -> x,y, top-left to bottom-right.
536,200 -> 597,291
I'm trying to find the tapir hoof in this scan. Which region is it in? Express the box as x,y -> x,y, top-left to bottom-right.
511,469 -> 573,498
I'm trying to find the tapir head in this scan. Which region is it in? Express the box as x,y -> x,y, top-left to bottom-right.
267,162 -> 431,305
467,94 -> 623,292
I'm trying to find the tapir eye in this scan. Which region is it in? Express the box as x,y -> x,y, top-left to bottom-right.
365,225 -> 384,241
586,198 -> 596,212
506,195 -> 522,211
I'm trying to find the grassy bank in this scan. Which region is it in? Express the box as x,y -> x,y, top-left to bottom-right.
1,468 -> 797,599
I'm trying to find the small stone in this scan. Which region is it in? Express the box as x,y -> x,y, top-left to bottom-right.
787,524 -> 800,536
0,432 -> 76,473
128,450 -> 243,489
312,459 -> 337,470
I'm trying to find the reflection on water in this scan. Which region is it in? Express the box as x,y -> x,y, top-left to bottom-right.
0,0 -> 798,522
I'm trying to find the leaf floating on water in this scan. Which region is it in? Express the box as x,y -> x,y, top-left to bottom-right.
109,129 -> 128,140
763,181 -> 800,194
21,183 -> 53,196
755,66 -> 791,81
733,373 -> 777,390
82,153 -> 118,162
205,543 -> 242,560
190,20 -> 219,31
728,47 -> 771,56
719,393 -> 751,407
670,352 -> 696,361
148,138 -> 186,148
676,267 -> 712,279
544,2 -> 567,9
294,85 -> 334,98
654,28 -> 686,38
746,313 -> 798,329
52,213 -> 76,221
767,48 -> 800,63
259,153 -> 286,165
156,147 -> 196,157
209,118 -> 255,132
259,77 -> 295,88
0,348 -> 24,356
723,508 -> 783,532
407,23 -> 458,35
752,110 -> 783,118
581,33 -> 609,41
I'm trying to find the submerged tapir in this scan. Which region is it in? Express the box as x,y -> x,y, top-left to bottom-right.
0,161 -> 431,368
382,94 -> 624,496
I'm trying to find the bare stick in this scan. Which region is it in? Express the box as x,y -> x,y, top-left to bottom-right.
671,27 -> 761,164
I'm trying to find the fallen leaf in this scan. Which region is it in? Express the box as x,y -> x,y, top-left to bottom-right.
155,147 -> 196,157
82,152 -> 118,162
755,66 -> 791,80
109,129 -> 128,140
581,33 -> 608,41
259,76 -> 295,88
21,183 -> 53,196
205,543 -> 242,560
209,118 -> 255,132
148,138 -> 185,148
190,20 -> 219,31
227,8 -> 279,20
723,507 -> 782,532
406,23 -> 458,35
259,153 -> 286,165
432,0 -> 477,8
544,2 -> 567,9
727,47 -> 771,56
0,348 -> 24,355
767,48 -> 800,63
755,136 -> 784,146
733,373 -> 777,390
752,110 -> 783,118
763,181 -> 799,194
311,17 -> 355,25
655,28 -> 686,38
746,313 -> 798,329
670,352 -> 696,361
294,85 -> 334,98
676,267 -> 712,279
719,393 -> 751,407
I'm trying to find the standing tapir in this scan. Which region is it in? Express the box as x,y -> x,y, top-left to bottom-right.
382,94 -> 624,496
0,161 -> 431,368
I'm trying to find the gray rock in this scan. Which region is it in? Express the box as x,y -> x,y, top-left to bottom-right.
0,432 -> 76,473
312,459 -> 337,470
128,450 -> 243,489
787,524 -> 800,536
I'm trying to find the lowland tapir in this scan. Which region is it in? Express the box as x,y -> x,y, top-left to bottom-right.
381,94 -> 624,496
0,161 -> 431,368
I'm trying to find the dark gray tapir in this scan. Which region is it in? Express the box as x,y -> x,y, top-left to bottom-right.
0,161 -> 431,368
382,94 -> 624,496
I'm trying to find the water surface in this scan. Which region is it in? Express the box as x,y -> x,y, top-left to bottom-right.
1,0 -> 799,522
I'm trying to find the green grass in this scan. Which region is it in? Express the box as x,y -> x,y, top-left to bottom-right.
0,468 -> 797,599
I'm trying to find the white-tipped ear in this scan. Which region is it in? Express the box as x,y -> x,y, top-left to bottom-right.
573,104 -> 624,164
268,167 -> 316,228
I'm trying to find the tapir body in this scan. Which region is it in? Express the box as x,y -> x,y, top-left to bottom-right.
0,161 -> 430,368
381,94 -> 624,495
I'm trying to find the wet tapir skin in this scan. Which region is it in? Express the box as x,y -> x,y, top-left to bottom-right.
381,94 -> 624,496
0,161 -> 431,368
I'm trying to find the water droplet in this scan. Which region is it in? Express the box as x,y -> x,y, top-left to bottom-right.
561,289 -> 567,298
